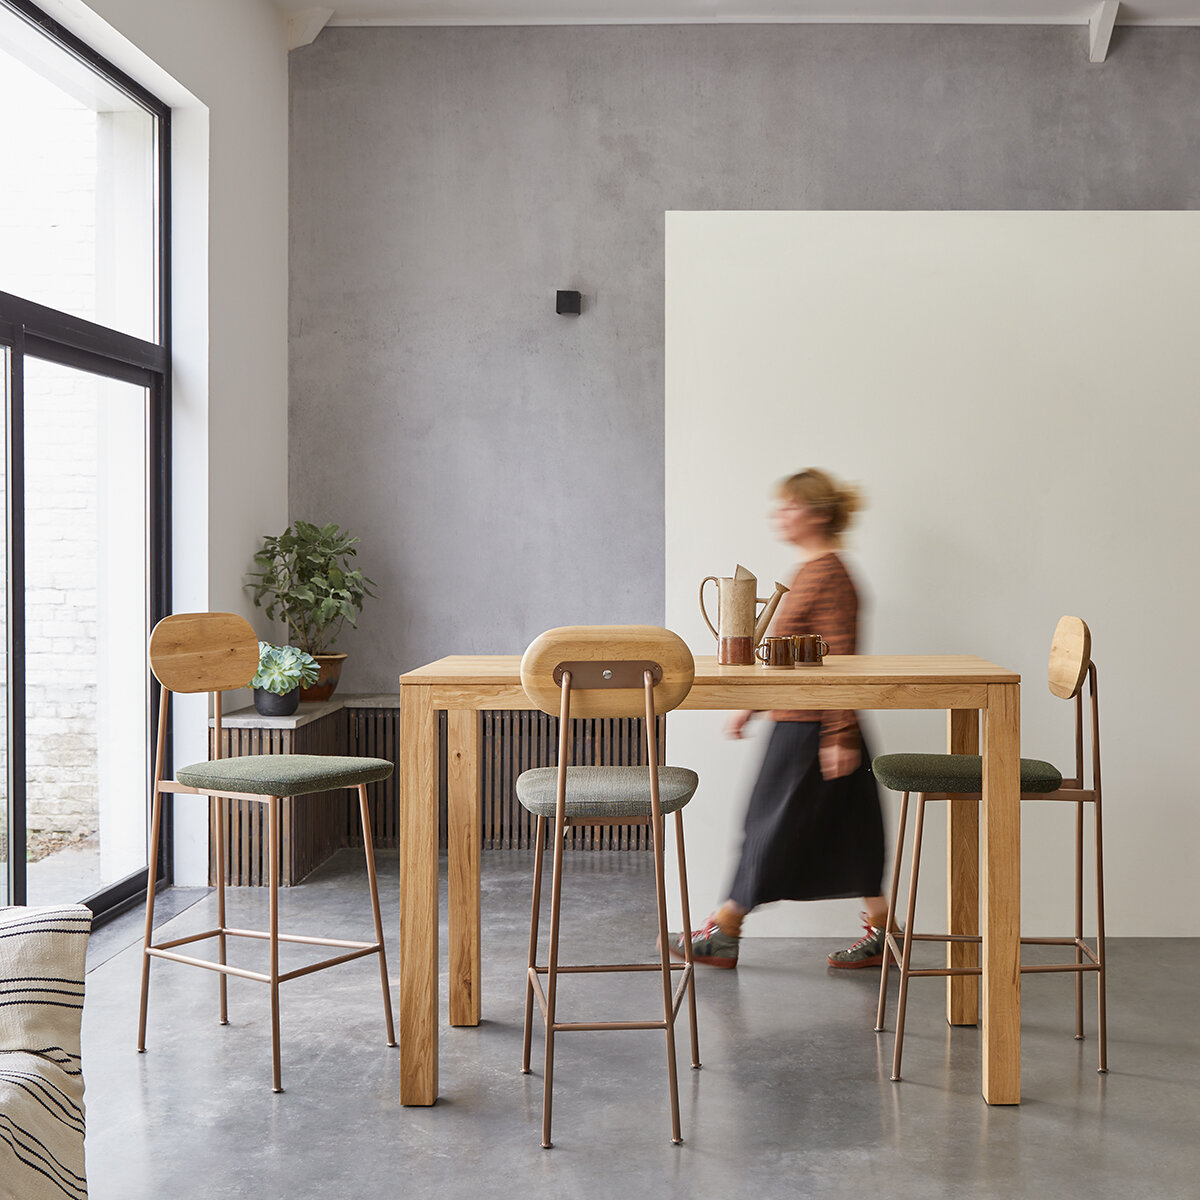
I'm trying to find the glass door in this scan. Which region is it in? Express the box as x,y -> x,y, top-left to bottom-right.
1,343 -> 9,905
0,0 -> 170,918
22,357 -> 149,905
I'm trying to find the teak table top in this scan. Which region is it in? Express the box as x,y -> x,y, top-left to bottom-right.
400,652 -> 1018,684
398,653 -> 1019,710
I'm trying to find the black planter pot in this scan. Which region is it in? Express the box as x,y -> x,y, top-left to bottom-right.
253,686 -> 300,717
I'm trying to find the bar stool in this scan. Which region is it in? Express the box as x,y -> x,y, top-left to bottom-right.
873,615 -> 1106,1080
139,612 -> 396,1092
517,625 -> 701,1148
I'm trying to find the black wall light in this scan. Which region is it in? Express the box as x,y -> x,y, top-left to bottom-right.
556,290 -> 582,315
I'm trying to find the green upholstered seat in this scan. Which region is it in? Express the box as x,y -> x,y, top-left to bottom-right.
515,765 -> 699,820
176,754 -> 393,797
872,753 -> 1061,795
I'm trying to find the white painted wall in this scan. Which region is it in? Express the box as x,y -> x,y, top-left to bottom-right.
41,0 -> 290,884
665,210 -> 1200,939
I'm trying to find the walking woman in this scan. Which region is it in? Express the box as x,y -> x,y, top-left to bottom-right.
672,468 -> 889,969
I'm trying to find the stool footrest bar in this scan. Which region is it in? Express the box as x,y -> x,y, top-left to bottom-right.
146,948 -> 270,982
529,961 -> 688,975
278,945 -> 381,982
552,1020 -> 671,1033
224,927 -> 379,951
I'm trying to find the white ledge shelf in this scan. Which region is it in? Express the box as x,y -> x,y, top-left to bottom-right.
211,693 -> 401,730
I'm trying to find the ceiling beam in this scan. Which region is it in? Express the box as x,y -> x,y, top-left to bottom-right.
287,6 -> 335,51
1089,2 -> 1119,62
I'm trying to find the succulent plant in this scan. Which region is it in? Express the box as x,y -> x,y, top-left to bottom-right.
250,642 -> 320,696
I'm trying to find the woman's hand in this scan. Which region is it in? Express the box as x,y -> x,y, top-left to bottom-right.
725,710 -> 755,740
819,740 -> 861,780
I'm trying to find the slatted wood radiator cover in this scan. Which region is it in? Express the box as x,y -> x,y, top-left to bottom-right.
211,701 -> 663,885
476,710 -> 665,851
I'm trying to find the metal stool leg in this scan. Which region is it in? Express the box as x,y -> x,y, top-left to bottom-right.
357,785 -> 397,1047
215,797 -> 229,1026
268,795 -> 283,1093
542,814 -> 566,1148
652,813 -> 683,1145
674,809 -> 701,1069
523,815 -> 547,1074
1074,798 -> 1085,1040
137,788 -> 164,1053
876,790 -> 911,1033
1094,791 -> 1108,1073
892,793 -> 927,1082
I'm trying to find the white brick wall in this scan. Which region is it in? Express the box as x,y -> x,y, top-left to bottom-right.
2,382 -> 103,837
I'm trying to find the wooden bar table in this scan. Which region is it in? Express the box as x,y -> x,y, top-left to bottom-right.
397,653 -> 1021,1107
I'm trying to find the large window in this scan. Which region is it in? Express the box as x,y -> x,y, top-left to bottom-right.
0,0 -> 170,921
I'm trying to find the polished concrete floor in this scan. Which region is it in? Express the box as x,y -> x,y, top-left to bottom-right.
81,849 -> 1198,1199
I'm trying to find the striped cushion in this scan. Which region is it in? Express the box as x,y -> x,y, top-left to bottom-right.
515,766 -> 699,819
176,754 -> 393,797
0,905 -> 91,1200
872,753 -> 1062,794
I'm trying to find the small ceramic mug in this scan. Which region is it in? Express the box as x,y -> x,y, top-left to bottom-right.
755,635 -> 794,669
792,634 -> 830,665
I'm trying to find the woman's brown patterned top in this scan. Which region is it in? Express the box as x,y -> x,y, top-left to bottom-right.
769,551 -> 860,751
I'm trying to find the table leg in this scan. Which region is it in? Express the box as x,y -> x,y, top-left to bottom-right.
981,682 -> 1021,1104
946,708 -> 980,1026
447,709 -> 482,1027
399,685 -> 438,1105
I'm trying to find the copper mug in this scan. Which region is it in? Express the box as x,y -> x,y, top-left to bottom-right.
792,634 -> 830,665
755,635 -> 794,669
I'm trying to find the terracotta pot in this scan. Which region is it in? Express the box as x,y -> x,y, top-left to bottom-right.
254,686 -> 300,717
300,653 -> 347,702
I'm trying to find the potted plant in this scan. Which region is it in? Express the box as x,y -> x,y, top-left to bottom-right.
246,520 -> 376,701
251,642 -> 320,717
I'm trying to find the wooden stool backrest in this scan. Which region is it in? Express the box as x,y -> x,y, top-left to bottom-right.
521,625 -> 694,719
149,612 -> 260,695
1047,615 -> 1092,701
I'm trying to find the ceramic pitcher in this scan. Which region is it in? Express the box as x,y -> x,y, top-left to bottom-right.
699,564 -> 789,665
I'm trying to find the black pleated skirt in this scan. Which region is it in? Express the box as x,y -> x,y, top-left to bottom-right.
727,721 -> 885,909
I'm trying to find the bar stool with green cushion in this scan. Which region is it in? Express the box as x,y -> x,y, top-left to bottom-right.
517,625 -> 701,1149
138,612 -> 396,1093
872,615 -> 1106,1081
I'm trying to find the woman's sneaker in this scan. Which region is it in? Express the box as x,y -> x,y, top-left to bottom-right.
827,918 -> 888,969
668,918 -> 739,969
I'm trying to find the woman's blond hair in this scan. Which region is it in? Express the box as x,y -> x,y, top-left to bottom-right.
776,468 -> 863,541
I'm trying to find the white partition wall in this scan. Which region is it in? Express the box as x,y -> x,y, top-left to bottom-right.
665,211 -> 1200,938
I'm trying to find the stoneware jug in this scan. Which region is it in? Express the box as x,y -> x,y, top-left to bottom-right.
699,564 -> 789,665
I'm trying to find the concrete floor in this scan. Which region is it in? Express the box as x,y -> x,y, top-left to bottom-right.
81,848 -> 1198,1199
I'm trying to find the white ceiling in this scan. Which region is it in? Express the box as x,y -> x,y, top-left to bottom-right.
271,1 -> 1200,26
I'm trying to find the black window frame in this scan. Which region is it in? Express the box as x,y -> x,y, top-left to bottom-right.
1,0 -> 172,924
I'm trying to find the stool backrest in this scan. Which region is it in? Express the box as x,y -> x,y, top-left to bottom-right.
1047,615 -> 1091,700
521,625 -> 694,719
149,612 -> 260,695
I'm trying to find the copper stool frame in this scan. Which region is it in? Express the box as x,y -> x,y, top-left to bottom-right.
138,658 -> 396,1094
875,661 -> 1106,1081
520,658 -> 700,1149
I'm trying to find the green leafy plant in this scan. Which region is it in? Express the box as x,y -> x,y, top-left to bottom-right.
246,520 -> 376,656
251,642 -> 320,696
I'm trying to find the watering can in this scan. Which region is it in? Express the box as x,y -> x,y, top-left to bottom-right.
699,564 -> 789,665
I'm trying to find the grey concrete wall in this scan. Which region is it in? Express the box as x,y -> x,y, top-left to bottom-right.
288,24 -> 1200,690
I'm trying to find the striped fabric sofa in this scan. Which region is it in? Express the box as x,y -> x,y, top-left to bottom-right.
0,905 -> 91,1200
